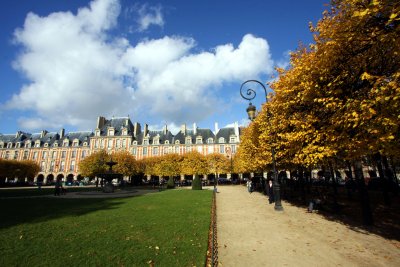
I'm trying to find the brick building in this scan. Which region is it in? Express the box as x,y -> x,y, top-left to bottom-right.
0,116 -> 241,184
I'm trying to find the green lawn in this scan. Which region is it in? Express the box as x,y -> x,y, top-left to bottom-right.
0,189 -> 212,266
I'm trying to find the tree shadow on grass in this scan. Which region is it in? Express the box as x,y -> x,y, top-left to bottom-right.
0,197 -> 128,230
279,188 -> 400,242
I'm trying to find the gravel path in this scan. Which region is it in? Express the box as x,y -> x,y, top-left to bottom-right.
216,186 -> 400,267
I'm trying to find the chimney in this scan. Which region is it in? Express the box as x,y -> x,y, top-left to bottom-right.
59,128 -> 65,138
180,124 -> 187,135
134,123 -> 141,138
40,130 -> 48,138
193,123 -> 197,135
234,121 -> 240,142
163,124 -> 168,135
214,122 -> 219,135
96,116 -> 106,129
143,124 -> 148,136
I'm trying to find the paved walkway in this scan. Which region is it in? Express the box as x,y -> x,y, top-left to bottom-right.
216,186 -> 400,267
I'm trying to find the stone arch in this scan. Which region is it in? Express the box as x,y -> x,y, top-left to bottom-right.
37,174 -> 45,183
56,174 -> 64,181
76,174 -> 83,181
66,174 -> 74,183
46,174 -> 54,183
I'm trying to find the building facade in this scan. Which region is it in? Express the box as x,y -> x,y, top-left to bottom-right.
0,116 -> 242,183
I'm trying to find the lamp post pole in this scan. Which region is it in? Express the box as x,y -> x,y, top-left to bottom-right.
240,80 -> 283,211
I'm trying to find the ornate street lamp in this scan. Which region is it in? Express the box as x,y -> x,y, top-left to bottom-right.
240,80 -> 283,211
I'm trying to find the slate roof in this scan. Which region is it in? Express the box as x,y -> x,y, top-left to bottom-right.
98,117 -> 134,136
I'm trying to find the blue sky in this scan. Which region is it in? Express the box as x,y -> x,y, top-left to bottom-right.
0,0 -> 327,135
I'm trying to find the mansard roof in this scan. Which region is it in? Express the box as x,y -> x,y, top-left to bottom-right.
61,131 -> 93,144
173,128 -> 215,144
98,117 -> 134,136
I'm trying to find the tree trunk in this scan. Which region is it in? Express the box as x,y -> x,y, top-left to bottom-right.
353,160 -> 373,226
329,162 -> 338,209
374,153 -> 391,206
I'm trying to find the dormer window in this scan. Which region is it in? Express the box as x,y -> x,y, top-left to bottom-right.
35,141 -> 41,147
44,143 -> 49,147
63,140 -> 69,147
83,142 -> 88,146
185,137 -> 192,145
175,140 -> 180,145
122,128 -> 127,135
143,139 -> 149,145
73,140 -> 79,147
218,137 -> 225,144
207,138 -> 214,144
8,142 -> 13,148
153,138 -> 159,145
54,143 -> 58,147
108,128 -> 115,136
165,140 -> 170,145
230,137 -> 236,143
95,129 -> 100,136
196,137 -> 203,144
0,143 -> 3,149
16,143 -> 21,148
133,141 -> 138,145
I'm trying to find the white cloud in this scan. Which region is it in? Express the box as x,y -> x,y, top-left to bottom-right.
3,0 -> 274,132
135,4 -> 164,32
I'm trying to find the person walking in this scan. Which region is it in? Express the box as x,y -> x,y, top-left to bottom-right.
268,179 -> 274,204
54,179 -> 61,196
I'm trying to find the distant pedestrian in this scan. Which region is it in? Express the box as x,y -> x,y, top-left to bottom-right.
268,180 -> 274,204
247,180 -> 251,193
54,179 -> 61,196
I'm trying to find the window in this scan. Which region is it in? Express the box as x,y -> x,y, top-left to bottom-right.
152,147 -> 159,156
70,160 -> 75,171
230,137 -> 236,143
63,141 -> 69,147
42,151 -> 47,159
219,145 -> 225,154
207,146 -> 214,154
95,139 -> 99,148
0,143 -> 3,149
197,146 -> 202,153
33,151 -> 38,159
81,150 -> 87,158
5,151 -> 10,159
122,139 -> 126,147
143,139 -> 149,145
185,137 -> 192,144
175,146 -> 179,154
186,146 -> 192,152
116,139 -> 121,148
231,145 -> 237,154
16,143 -> 21,148
196,137 -> 203,144
83,142 -> 88,146
133,141 -> 138,145
44,143 -> 49,147
165,140 -> 169,145
23,150 -> 29,159
218,137 -> 225,143
40,161 -> 45,172
50,161 -> 55,171
143,147 -> 148,156
71,150 -> 76,158
207,138 -> 214,144
7,142 -> 13,148
14,151 -> 19,160
108,129 -> 114,136
175,140 -> 180,145
73,141 -> 79,147
52,151 -> 57,158
53,143 -> 58,147
153,138 -> 159,145
95,129 -> 100,136
35,142 -> 40,148
61,151 -> 66,159
60,161 -> 65,171
108,140 -> 113,148
132,148 -> 137,155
